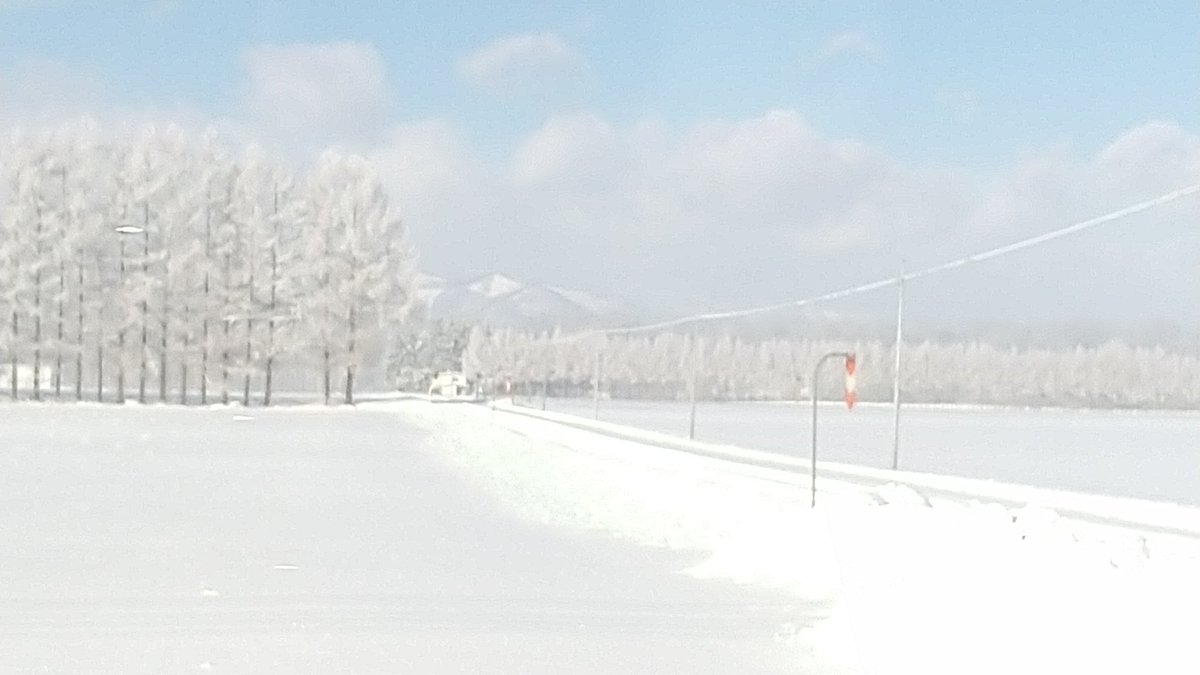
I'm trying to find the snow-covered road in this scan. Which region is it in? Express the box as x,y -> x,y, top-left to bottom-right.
0,404 -> 818,674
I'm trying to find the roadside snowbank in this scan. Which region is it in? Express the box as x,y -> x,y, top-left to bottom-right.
384,400 -> 1200,675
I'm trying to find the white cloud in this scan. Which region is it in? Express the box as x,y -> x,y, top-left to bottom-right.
370,111 -> 1200,319
369,119 -> 504,271
3,47 -> 1193,325
240,41 -> 392,151
814,30 -> 880,63
511,112 -> 617,185
1094,120 -> 1200,193
0,57 -> 234,145
457,32 -> 584,95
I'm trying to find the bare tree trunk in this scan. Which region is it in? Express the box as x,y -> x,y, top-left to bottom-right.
345,304 -> 356,406
160,293 -> 169,402
32,314 -> 40,401
76,256 -> 84,401
55,259 -> 64,397
160,249 -> 169,403
117,339 -> 125,402
96,339 -> 104,402
264,264 -> 277,403
201,194 -> 211,405
222,253 -> 230,406
139,311 -> 147,403
242,344 -> 251,405
323,347 -> 331,405
322,219 -> 331,405
56,169 -> 67,398
345,205 -> 357,406
180,302 -> 190,405
264,184 -> 279,408
95,256 -> 103,403
138,212 -> 148,404
10,311 -> 18,400
263,356 -> 274,406
200,319 -> 208,403
32,317 -> 40,396
243,269 -> 253,407
33,207 -> 43,401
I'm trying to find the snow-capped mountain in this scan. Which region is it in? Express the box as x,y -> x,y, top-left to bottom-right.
416,273 -> 636,330
466,273 -> 524,298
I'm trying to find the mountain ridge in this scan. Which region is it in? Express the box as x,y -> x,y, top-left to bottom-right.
417,272 -> 636,330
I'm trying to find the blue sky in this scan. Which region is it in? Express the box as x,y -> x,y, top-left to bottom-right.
2,1 -> 1198,324
4,1 -> 1196,162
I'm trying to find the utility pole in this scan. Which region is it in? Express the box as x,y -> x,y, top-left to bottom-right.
688,335 -> 700,440
891,269 -> 905,470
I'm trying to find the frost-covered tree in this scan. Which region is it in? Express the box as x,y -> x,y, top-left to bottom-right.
260,167 -> 306,406
0,121 -> 415,405
461,328 -> 1200,409
388,319 -> 470,392
304,151 -> 414,404
0,130 -> 30,398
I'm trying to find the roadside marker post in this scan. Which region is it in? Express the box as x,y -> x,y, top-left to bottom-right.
812,352 -> 856,508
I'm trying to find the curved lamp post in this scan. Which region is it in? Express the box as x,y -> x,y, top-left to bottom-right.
811,351 -> 856,508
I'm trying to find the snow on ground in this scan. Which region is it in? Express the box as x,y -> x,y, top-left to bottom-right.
2,401 -> 816,673
392,401 -> 859,671
384,399 -> 1200,675
539,397 -> 1200,506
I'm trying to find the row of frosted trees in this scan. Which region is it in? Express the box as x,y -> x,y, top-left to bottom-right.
0,122 -> 414,405
463,326 -> 1200,408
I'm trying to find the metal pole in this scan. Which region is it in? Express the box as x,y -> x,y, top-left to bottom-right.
688,335 -> 699,440
891,272 -> 905,470
541,372 -> 548,411
117,237 -> 126,404
811,358 -> 823,509
593,351 -> 602,420
139,222 -> 148,405
812,351 -> 851,508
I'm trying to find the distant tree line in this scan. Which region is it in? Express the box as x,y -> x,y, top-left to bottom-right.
462,327 -> 1200,409
386,318 -> 471,392
0,121 -> 414,405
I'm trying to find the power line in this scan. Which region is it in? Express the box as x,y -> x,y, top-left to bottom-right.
901,182 -> 1200,284
560,182 -> 1199,340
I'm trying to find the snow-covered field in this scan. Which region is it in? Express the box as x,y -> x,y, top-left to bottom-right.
5,399 -> 1200,674
398,399 -> 1200,674
534,397 -> 1200,505
0,402 -> 814,674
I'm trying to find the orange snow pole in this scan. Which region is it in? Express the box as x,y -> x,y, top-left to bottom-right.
845,354 -> 857,410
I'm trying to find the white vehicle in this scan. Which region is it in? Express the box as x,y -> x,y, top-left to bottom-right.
428,371 -> 476,402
